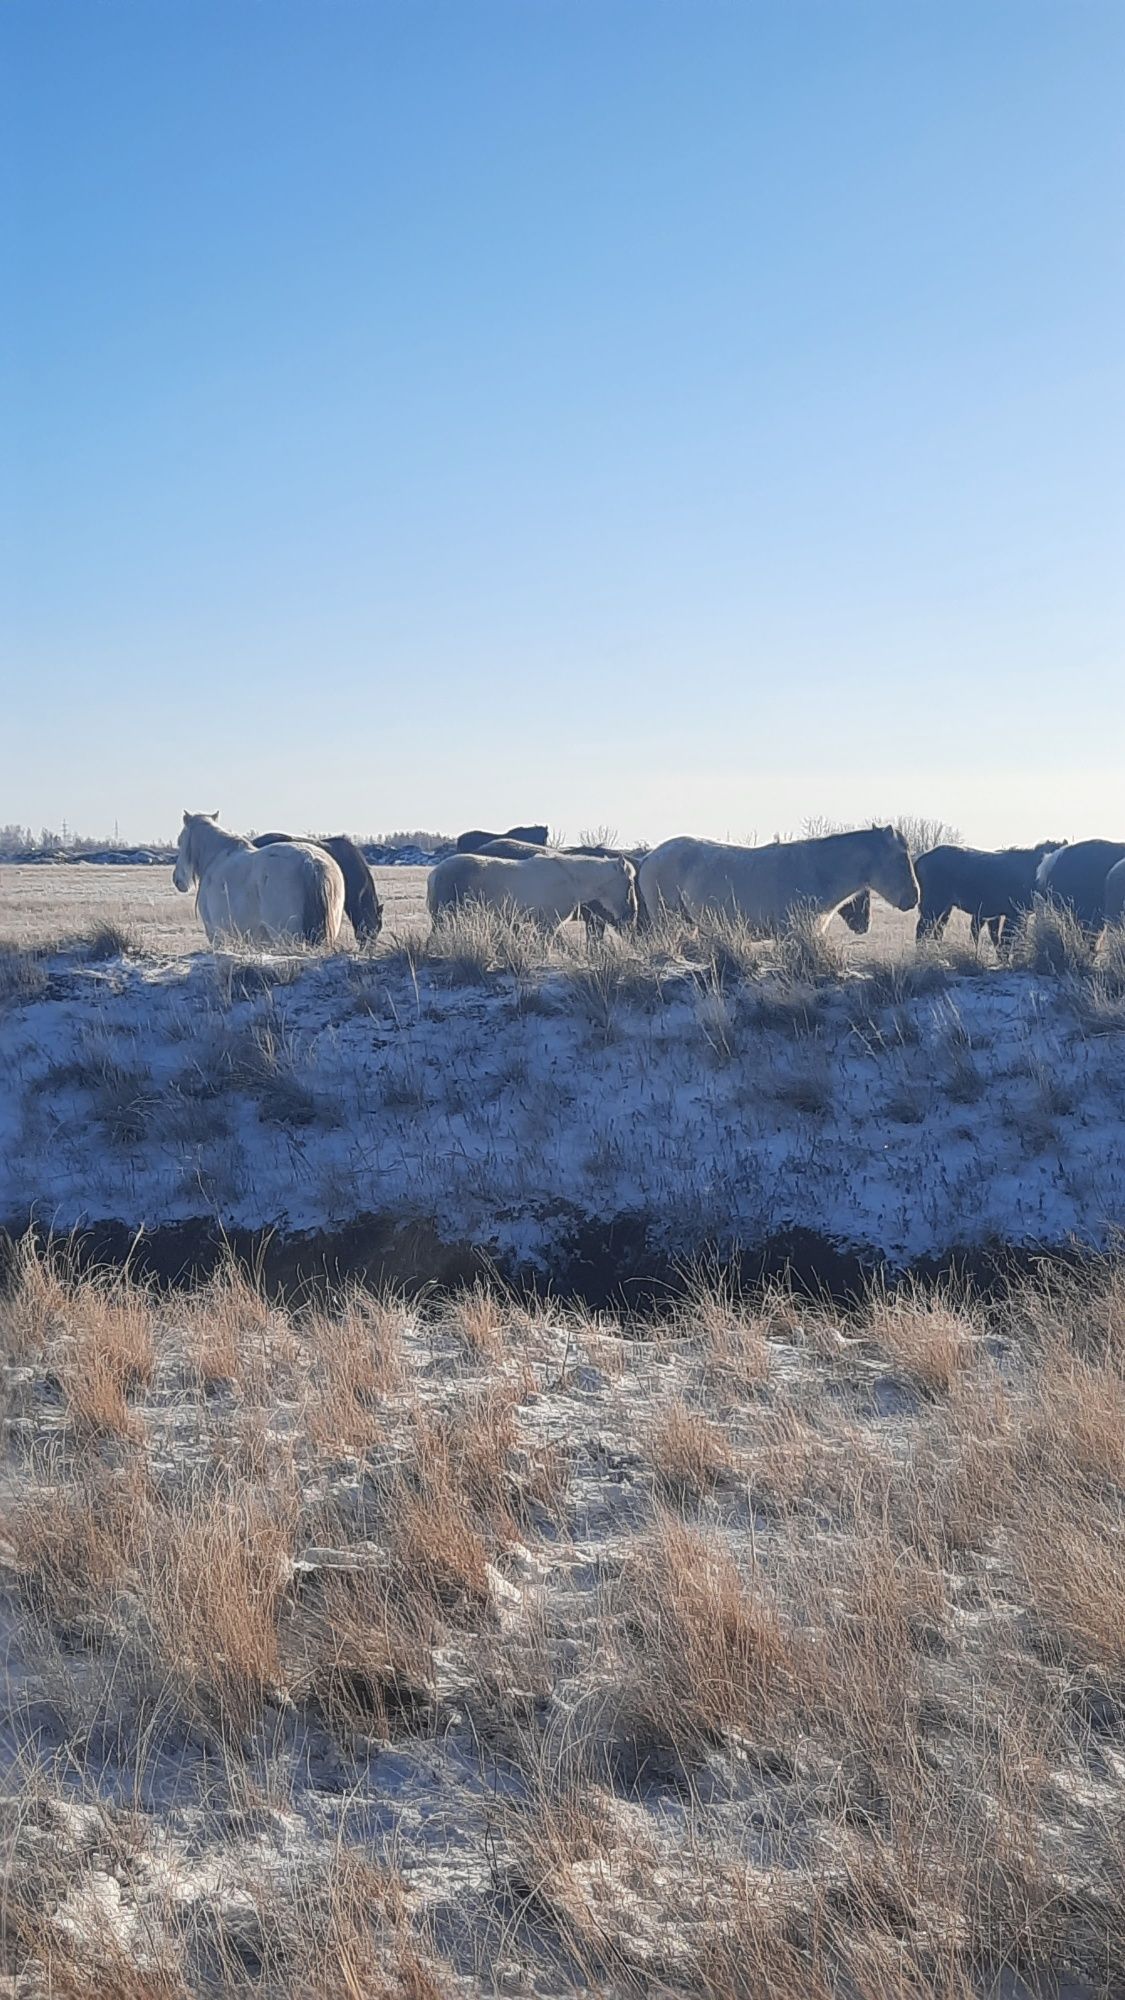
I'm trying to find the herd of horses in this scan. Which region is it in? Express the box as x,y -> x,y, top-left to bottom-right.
171,811 -> 1125,956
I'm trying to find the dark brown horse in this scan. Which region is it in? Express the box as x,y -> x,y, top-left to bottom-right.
455,824 -> 549,854
253,833 -> 382,942
1036,840 -> 1125,940
915,841 -> 1066,949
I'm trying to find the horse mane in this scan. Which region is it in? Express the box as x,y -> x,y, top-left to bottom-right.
184,813 -> 249,877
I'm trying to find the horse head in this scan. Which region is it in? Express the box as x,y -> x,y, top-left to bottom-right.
869,826 -> 920,911
173,811 -> 219,892
838,889 -> 872,936
586,856 -> 638,931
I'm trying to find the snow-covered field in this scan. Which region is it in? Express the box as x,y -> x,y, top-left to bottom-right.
3,917 -> 1125,1276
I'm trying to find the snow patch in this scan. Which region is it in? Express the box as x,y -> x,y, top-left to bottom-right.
3,949 -> 1125,1269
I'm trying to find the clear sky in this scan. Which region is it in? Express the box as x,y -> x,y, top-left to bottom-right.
3,1 -> 1123,846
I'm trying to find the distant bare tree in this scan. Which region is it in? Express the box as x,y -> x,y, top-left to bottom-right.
802,813 -> 961,857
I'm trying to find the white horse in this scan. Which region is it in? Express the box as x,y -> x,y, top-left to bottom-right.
427,850 -> 638,934
173,812 -> 346,948
637,826 -> 919,931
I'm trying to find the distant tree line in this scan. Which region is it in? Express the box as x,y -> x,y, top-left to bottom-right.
0,823 -> 140,857
0,823 -> 457,861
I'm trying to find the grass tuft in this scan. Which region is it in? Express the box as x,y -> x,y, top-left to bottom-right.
1010,900 -> 1096,975
863,1280 -> 977,1394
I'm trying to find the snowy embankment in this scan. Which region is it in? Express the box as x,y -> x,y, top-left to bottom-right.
2,940 -> 1125,1280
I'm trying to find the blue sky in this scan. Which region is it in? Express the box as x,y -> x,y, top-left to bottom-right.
4,1 -> 1123,845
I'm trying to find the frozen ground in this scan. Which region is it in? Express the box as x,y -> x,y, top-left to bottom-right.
2,924 -> 1125,1275
0,1249 -> 1120,1996
3,903 -> 1124,1996
0,861 -> 436,957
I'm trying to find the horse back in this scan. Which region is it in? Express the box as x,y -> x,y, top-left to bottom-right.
916,843 -> 1053,920
1038,839 -> 1125,924
638,836 -> 769,922
478,838 -> 553,859
456,824 -> 549,854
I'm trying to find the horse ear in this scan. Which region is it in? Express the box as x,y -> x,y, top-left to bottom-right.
209,811 -> 220,821
182,810 -> 190,823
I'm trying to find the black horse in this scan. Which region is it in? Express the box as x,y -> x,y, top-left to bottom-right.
455,824 -> 549,854
1035,839 -> 1125,939
914,841 -> 1066,949
253,833 -> 382,942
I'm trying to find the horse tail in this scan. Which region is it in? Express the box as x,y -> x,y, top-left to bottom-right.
1034,848 -> 1059,896
301,856 -> 341,946
322,836 -> 382,942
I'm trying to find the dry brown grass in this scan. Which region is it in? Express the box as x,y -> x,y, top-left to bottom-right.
0,1230 -> 75,1358
440,1277 -> 506,1359
863,1278 -> 978,1394
305,1288 -> 404,1452
1024,1343 -> 1125,1494
2,1238 -> 1124,1994
9,1460 -> 149,1619
1015,1486 -> 1125,1677
54,1279 -> 156,1441
300,1563 -> 436,1740
647,1397 -> 734,1498
614,1510 -> 792,1751
676,1262 -> 773,1393
1010,898 -> 1097,974
140,1489 -> 296,1727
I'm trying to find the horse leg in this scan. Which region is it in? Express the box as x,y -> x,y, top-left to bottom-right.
970,912 -> 1001,950
917,903 -> 949,944
581,904 -> 607,944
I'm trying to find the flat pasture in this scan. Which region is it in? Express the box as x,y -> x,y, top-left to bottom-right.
0,861 -> 955,957
0,861 -> 435,953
